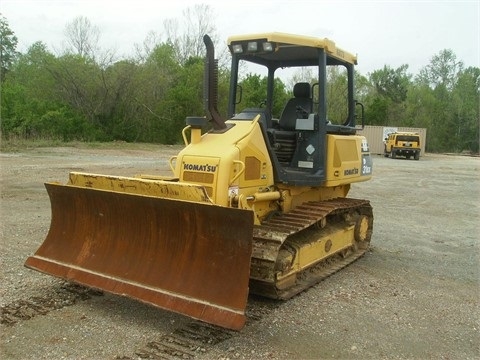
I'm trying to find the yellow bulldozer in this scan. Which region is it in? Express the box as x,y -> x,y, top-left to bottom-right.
25,33 -> 374,331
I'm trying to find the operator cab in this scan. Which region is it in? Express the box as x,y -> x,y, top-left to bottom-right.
227,33 -> 364,186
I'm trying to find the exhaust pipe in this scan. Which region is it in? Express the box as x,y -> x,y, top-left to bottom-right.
203,34 -> 226,131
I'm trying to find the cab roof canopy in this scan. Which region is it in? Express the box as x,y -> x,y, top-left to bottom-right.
227,32 -> 357,68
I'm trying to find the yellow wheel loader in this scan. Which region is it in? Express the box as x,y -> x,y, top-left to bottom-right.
25,33 -> 374,331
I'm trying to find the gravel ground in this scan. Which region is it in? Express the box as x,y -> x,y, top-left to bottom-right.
1,146 -> 479,360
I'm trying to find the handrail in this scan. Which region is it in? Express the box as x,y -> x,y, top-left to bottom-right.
230,160 -> 245,184
169,156 -> 177,173
181,125 -> 191,146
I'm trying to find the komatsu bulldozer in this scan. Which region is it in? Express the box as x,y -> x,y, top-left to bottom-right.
25,33 -> 373,331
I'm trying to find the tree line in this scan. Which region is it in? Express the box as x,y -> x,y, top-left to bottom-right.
1,7 -> 478,153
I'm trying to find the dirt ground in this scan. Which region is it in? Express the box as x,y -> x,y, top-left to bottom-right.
1,145 -> 479,360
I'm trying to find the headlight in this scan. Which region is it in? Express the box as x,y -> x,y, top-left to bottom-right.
247,41 -> 258,52
262,42 -> 274,52
232,44 -> 243,54
231,40 -> 275,55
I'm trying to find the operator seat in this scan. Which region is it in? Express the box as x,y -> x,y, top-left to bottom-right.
278,82 -> 312,130
268,82 -> 312,165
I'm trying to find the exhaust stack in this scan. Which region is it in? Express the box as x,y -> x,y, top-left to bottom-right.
203,34 -> 226,131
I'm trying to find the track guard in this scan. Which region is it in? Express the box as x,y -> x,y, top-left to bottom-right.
25,183 -> 254,330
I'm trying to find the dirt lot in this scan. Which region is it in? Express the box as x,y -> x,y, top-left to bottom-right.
1,145 -> 479,360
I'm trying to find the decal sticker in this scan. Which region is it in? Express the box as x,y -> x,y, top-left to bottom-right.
361,154 -> 373,175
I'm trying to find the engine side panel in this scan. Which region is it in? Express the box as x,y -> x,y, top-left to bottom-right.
324,134 -> 373,187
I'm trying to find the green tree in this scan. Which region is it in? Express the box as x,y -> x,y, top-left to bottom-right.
354,72 -> 374,126
326,66 -> 349,124
48,54 -> 107,136
451,67 -> 480,152
101,59 -> 139,141
155,56 -> 205,144
0,15 -> 18,82
370,65 -> 411,103
417,49 -> 463,91
1,41 -> 88,140
130,43 -> 182,143
238,74 -> 288,119
412,49 -> 479,152
366,97 -> 391,126
366,65 -> 412,126
238,74 -> 266,108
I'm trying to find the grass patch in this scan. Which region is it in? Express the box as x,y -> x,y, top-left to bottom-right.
0,138 -> 64,152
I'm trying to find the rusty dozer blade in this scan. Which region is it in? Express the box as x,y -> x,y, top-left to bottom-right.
25,182 -> 254,330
